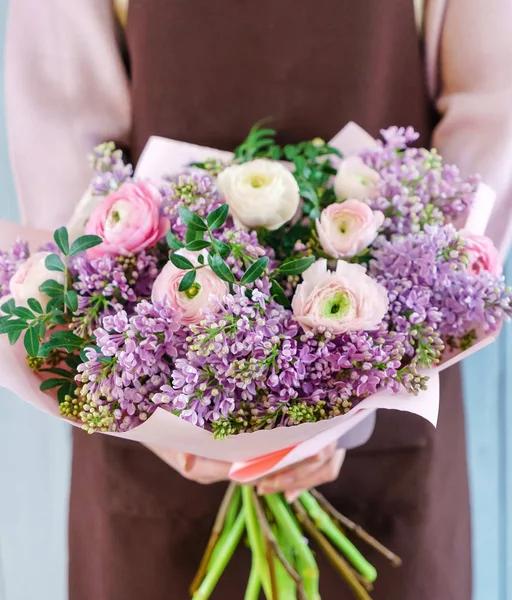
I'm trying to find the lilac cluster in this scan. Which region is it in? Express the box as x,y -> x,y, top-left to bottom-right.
161,172 -> 224,237
73,300 -> 183,432
360,127 -> 479,236
70,251 -> 161,337
222,229 -> 275,279
0,239 -> 29,298
147,288 -> 410,437
89,142 -> 133,195
370,224 -> 512,353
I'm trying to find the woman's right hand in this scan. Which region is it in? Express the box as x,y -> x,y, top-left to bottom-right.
147,444 -> 232,484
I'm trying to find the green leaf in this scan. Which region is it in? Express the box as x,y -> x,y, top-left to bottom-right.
40,378 -> 68,391
51,314 -> 68,325
12,306 -> 35,320
206,204 -> 229,231
186,240 -> 210,252
43,331 -> 84,352
270,279 -> 290,307
46,296 -> 64,312
178,270 -> 197,292
54,227 -> 70,256
1,298 -> 15,315
65,354 -> 83,369
166,231 -> 185,251
169,253 -> 195,270
0,319 -> 28,336
44,254 -> 65,272
27,298 -> 44,314
208,254 -> 236,283
40,367 -> 74,378
277,256 -> 316,276
240,257 -> 269,285
178,207 -> 207,231
65,290 -> 79,312
69,235 -> 103,257
8,328 -> 23,345
185,228 -> 205,245
24,326 -> 40,357
40,279 -> 65,298
212,239 -> 231,259
198,254 -> 205,265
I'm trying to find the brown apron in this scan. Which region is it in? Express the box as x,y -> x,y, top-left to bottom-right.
69,1 -> 471,598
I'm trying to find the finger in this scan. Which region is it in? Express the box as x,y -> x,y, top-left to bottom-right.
148,446 -> 231,484
261,449 -> 346,495
285,489 -> 304,503
181,454 -> 232,484
256,443 -> 337,495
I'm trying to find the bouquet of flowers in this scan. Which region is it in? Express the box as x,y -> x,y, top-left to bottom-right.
0,122 -> 510,599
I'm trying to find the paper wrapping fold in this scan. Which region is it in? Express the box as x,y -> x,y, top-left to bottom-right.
0,123 -> 500,480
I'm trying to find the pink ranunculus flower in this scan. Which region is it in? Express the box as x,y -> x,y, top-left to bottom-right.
460,230 -> 502,276
152,250 -> 229,325
9,252 -> 65,309
85,182 -> 169,258
292,259 -> 388,334
316,200 -> 384,258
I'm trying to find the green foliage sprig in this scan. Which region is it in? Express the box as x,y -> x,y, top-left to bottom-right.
0,228 -> 102,399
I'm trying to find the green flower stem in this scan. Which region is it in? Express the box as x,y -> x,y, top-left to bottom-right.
225,486 -> 242,530
274,524 -> 296,599
242,486 -> 272,598
190,482 -> 238,595
252,492 -> 307,600
293,501 -> 372,600
208,486 -> 243,568
299,492 -> 377,583
245,560 -> 262,600
265,494 -> 320,600
192,509 -> 246,600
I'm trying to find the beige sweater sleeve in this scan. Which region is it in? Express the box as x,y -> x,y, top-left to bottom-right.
427,0 -> 512,258
5,0 -> 131,229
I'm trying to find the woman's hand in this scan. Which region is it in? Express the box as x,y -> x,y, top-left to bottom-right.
148,442 -> 346,494
147,445 -> 231,484
256,443 -> 346,501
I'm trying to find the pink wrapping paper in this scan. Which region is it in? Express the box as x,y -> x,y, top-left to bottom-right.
0,123 -> 500,480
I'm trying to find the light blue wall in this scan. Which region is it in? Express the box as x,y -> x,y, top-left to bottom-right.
0,3 -> 510,599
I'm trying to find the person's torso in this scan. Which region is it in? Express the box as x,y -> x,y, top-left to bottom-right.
125,0 -> 437,161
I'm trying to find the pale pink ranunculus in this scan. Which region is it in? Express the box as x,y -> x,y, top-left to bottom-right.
316,200 -> 384,258
460,230 -> 502,276
85,182 -> 169,258
334,156 -> 380,201
152,250 -> 229,325
9,252 -> 65,309
292,259 -> 388,334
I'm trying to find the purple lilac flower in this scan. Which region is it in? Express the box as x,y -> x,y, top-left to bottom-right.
76,300 -> 183,432
161,172 -> 224,237
0,239 -> 29,298
359,127 -> 479,236
370,224 -> 512,349
153,287 -> 408,433
89,142 -> 133,195
69,250 -> 161,337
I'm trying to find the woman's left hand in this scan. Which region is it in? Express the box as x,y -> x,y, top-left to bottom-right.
255,442 -> 346,502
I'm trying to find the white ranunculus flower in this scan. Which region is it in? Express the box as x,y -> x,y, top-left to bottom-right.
334,156 -> 380,202
9,252 -> 65,309
217,159 -> 300,230
67,186 -> 104,242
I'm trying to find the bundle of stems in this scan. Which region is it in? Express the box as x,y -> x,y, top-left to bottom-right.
190,484 -> 401,600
